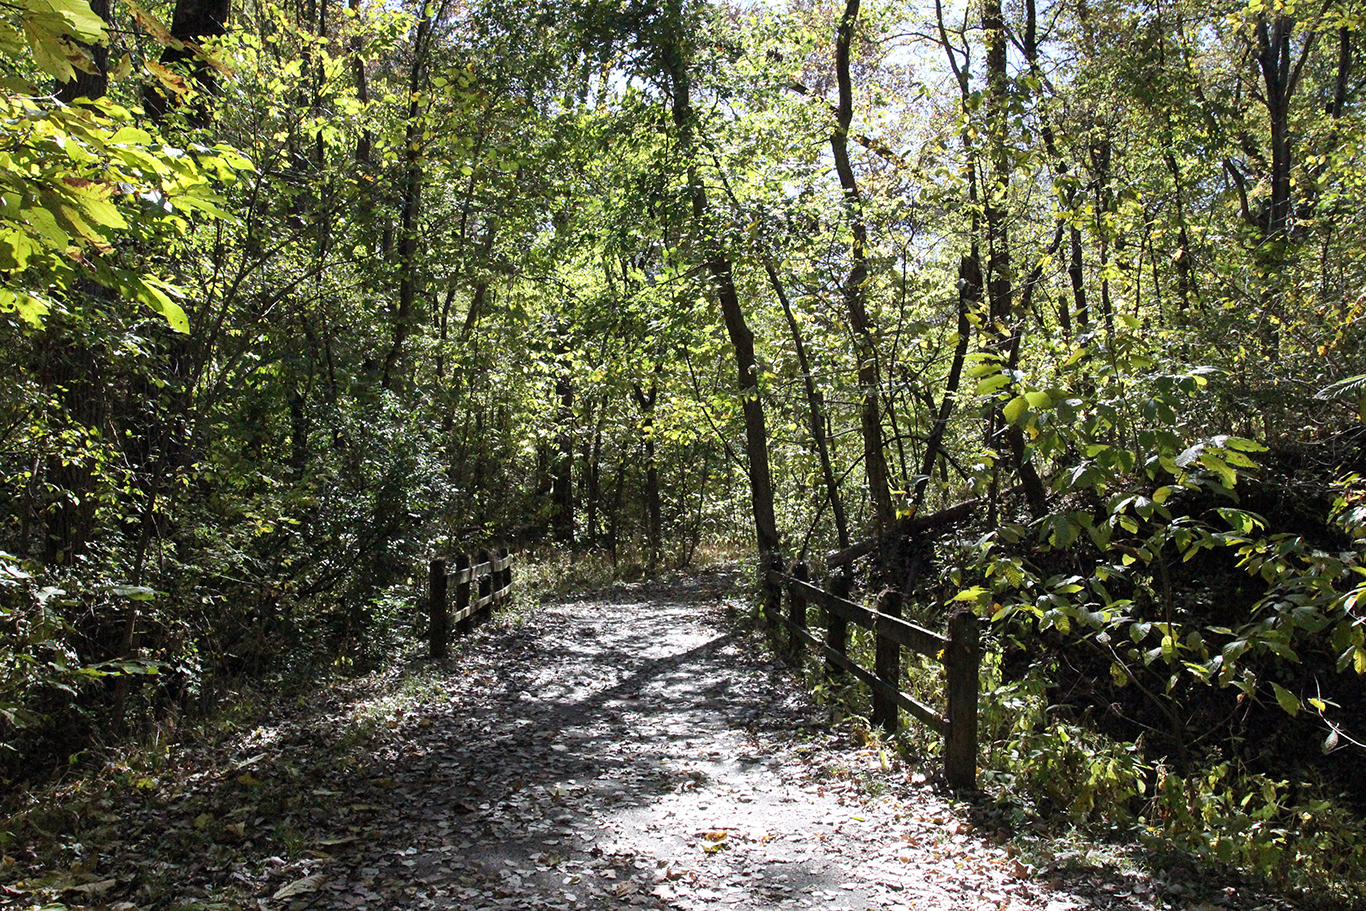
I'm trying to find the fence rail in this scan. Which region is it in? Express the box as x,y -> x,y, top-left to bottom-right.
427,548 -> 514,659
764,559 -> 979,790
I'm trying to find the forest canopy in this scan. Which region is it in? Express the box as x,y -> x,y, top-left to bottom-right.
3,0 -> 1366,900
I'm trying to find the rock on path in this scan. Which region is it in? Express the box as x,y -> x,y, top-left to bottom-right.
270,587 -> 1141,911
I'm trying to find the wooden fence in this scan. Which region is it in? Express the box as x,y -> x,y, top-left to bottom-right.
427,548 -> 514,659
764,556 -> 980,790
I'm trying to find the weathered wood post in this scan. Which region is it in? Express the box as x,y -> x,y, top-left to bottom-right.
787,561 -> 809,664
945,610 -> 980,790
498,547 -> 512,603
476,548 -> 492,624
762,551 -> 784,635
872,588 -> 901,732
428,558 -> 448,659
453,553 -> 472,633
826,567 -> 851,683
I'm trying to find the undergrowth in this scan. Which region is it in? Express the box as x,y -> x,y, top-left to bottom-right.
778,581 -> 1366,910
973,646 -> 1366,908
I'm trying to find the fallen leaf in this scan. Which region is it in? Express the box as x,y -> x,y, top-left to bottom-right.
273,873 -> 326,899
65,878 -> 117,894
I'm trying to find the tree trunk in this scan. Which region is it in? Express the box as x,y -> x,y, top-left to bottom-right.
56,0 -> 110,102
143,0 -> 231,124
913,254 -> 976,512
632,368 -> 663,569
984,0 -> 1047,516
350,0 -> 373,163
381,1 -> 441,390
765,262 -> 849,549
832,0 -> 894,531
553,345 -> 575,545
663,19 -> 781,562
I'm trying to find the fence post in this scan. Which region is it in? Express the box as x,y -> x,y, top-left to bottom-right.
787,561 -> 809,664
476,548 -> 492,624
428,558 -> 448,659
497,547 -> 512,604
945,610 -> 980,790
454,553 -> 472,633
826,567 -> 851,684
872,588 -> 901,733
761,551 -> 783,632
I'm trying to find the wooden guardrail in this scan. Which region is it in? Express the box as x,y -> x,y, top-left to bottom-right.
764,559 -> 980,790
427,548 -> 514,659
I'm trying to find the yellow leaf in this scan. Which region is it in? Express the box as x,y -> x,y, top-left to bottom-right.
0,289 -> 52,326
121,0 -> 176,46
146,60 -> 190,96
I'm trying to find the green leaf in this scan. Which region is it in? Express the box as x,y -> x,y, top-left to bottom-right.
1049,515 -> 1078,548
43,0 -> 109,42
1175,443 -> 1204,468
1270,682 -> 1300,716
135,277 -> 189,332
176,191 -> 236,220
110,584 -> 156,601
0,288 -> 52,327
1200,452 -> 1237,488
64,180 -> 129,230
975,373 -> 1010,395
1216,508 -> 1263,534
0,229 -> 40,270
24,205 -> 70,248
1002,394 -> 1028,425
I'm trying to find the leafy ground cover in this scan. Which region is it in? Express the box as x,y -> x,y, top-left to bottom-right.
0,569 -> 1322,911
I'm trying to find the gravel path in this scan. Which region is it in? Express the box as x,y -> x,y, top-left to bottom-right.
269,584 -> 1148,911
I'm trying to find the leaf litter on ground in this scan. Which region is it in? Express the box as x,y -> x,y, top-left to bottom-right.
0,571 -> 1307,911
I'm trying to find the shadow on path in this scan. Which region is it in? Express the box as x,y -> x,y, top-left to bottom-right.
2,577 -> 1306,911
266,591 -> 1132,911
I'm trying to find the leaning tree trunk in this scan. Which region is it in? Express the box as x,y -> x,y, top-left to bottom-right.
662,33 -> 781,562
765,262 -> 849,549
832,0 -> 894,532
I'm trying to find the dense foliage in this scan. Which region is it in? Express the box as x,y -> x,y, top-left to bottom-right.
3,0 -> 1365,900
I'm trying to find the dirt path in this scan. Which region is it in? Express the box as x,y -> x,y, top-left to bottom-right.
7,577 -> 1209,910
258,584 -> 1149,911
